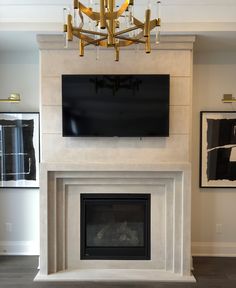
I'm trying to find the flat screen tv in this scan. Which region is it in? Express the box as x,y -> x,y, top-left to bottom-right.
62,74 -> 169,137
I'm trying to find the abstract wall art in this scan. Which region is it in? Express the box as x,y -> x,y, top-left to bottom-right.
0,113 -> 39,188
200,111 -> 236,188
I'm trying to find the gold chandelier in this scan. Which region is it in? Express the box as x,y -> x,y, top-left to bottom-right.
63,0 -> 161,61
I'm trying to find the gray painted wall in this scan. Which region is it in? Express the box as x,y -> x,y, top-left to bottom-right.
192,51 -> 236,256
0,51 -> 39,254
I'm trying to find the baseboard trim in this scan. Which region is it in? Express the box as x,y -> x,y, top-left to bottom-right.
1,241 -> 236,257
192,242 -> 236,257
0,241 -> 39,256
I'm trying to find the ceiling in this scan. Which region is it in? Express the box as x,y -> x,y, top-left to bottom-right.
0,0 -> 236,52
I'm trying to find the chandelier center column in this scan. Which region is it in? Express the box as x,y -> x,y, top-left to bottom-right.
108,0 -> 115,46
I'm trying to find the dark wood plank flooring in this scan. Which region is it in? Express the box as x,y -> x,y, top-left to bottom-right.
1,256 -> 236,288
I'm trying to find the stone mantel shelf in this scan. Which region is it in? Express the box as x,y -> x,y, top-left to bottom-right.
40,162 -> 191,173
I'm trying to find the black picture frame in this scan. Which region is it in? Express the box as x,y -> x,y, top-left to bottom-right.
0,112 -> 39,188
200,111 -> 236,188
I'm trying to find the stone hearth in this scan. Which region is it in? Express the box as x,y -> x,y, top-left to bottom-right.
35,162 -> 194,282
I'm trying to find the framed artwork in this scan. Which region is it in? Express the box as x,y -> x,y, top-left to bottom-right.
200,111 -> 236,188
0,112 -> 39,188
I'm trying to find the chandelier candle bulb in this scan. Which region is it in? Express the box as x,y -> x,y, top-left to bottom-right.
96,45 -> 100,60
89,0 -> 93,8
63,8 -> 68,26
157,1 -> 161,19
155,27 -> 160,44
73,0 -> 79,27
128,5 -> 133,25
63,8 -> 70,47
73,10 -> 78,27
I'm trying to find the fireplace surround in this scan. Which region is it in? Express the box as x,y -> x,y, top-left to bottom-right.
35,162 -> 194,282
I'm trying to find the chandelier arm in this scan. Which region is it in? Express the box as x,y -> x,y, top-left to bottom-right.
116,0 -> 130,18
114,25 -> 143,37
150,19 -> 160,30
115,35 -> 146,44
114,39 -> 139,47
78,0 -> 129,21
98,40 -> 111,47
73,31 -> 108,47
78,1 -> 100,21
73,31 -> 94,43
132,16 -> 143,27
83,37 -> 108,47
73,27 -> 108,37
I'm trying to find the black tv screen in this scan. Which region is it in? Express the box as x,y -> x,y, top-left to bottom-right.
62,74 -> 169,137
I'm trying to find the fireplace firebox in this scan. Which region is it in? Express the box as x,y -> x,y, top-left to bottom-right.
80,193 -> 150,260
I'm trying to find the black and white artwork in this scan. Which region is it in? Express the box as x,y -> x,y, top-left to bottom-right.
200,111 -> 236,188
0,113 -> 39,188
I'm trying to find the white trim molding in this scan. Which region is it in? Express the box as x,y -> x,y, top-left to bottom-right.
192,242 -> 236,257
0,241 -> 39,255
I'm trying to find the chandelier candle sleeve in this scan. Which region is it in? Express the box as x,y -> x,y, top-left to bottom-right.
144,9 -> 151,37
64,0 -> 161,61
100,0 -> 106,29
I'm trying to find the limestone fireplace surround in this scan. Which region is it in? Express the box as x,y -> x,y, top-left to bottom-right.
35,162 -> 195,283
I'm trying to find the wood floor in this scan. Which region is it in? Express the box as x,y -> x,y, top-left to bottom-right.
0,256 -> 236,288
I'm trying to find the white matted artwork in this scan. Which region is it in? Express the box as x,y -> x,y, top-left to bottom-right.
0,112 -> 39,188
200,111 -> 236,188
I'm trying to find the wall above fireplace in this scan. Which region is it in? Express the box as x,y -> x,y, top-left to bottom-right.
38,34 -> 194,165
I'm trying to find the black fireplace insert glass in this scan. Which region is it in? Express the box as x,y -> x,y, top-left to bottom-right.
80,193 -> 150,260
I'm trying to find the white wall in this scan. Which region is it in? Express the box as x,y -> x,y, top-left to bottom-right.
192,51 -> 236,256
0,51 -> 39,255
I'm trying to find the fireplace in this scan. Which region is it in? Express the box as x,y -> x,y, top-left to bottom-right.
80,193 -> 150,260
36,165 -> 194,282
